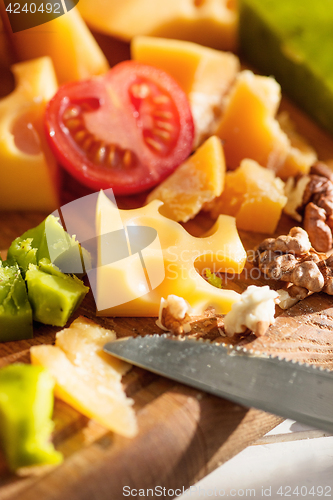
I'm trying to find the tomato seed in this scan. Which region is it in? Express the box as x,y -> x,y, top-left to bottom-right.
63,106 -> 80,120
74,130 -> 88,143
153,95 -> 170,104
131,83 -> 151,99
65,118 -> 82,131
156,121 -> 173,131
154,111 -> 173,119
123,150 -> 132,168
154,129 -> 171,140
83,135 -> 95,152
145,137 -> 163,151
95,145 -> 107,163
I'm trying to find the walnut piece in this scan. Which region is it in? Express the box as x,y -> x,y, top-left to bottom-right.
284,162 -> 333,252
156,295 -> 192,335
253,227 -> 333,308
283,259 -> 324,292
309,161 -> 333,183
256,227 -> 311,257
304,202 -> 332,252
224,285 -> 279,338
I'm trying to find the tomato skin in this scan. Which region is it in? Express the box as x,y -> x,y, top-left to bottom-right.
44,61 -> 194,195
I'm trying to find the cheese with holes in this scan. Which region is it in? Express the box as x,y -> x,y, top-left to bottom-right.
94,190 -> 246,317
215,70 -> 316,179
0,57 -> 59,211
30,317 -> 137,438
78,0 -> 237,51
1,7 -> 108,84
132,36 -> 239,146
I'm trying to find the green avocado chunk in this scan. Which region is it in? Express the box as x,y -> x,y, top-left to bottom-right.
7,214 -> 90,277
0,261 -> 33,342
26,259 -> 89,327
239,0 -> 333,135
0,364 -> 62,471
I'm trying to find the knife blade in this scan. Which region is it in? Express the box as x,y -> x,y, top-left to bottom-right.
104,334 -> 333,433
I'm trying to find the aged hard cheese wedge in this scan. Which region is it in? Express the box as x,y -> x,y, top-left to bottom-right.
208,159 -> 287,234
147,135 -> 225,222
0,57 -> 59,211
215,70 -> 316,179
78,0 -> 237,51
239,0 -> 333,136
31,317 -> 137,438
132,36 -> 239,146
0,7 -> 108,84
95,191 -> 245,317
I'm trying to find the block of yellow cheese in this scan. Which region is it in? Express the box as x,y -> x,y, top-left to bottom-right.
215,70 -> 316,179
0,57 -> 59,211
0,7 -> 109,84
79,0 -> 237,51
147,135 -> 225,222
132,36 -> 239,146
94,190 -> 246,317
208,158 -> 287,234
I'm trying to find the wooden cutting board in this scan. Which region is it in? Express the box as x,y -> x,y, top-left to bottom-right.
1,35 -> 333,500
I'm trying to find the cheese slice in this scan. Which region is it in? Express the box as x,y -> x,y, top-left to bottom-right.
31,317 -> 137,438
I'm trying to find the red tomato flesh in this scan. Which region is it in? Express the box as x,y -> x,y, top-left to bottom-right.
44,61 -> 195,195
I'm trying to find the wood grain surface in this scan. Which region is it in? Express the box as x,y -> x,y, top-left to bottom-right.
1,34 -> 333,500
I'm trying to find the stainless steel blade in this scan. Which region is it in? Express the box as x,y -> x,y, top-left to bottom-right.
104,335 -> 333,433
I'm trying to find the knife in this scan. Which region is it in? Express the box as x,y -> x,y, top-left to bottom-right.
104,334 -> 333,434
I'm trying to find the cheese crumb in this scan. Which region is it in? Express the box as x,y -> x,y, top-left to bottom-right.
276,289 -> 300,309
156,295 -> 192,334
284,175 -> 310,222
224,285 -> 279,337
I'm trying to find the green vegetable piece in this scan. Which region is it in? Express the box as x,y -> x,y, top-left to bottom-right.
26,259 -> 89,327
7,214 -> 90,277
205,269 -> 222,289
0,363 -> 62,471
239,0 -> 333,135
5,238 -> 38,273
0,261 -> 33,342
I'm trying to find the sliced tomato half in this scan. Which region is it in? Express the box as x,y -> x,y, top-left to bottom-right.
44,61 -> 195,195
